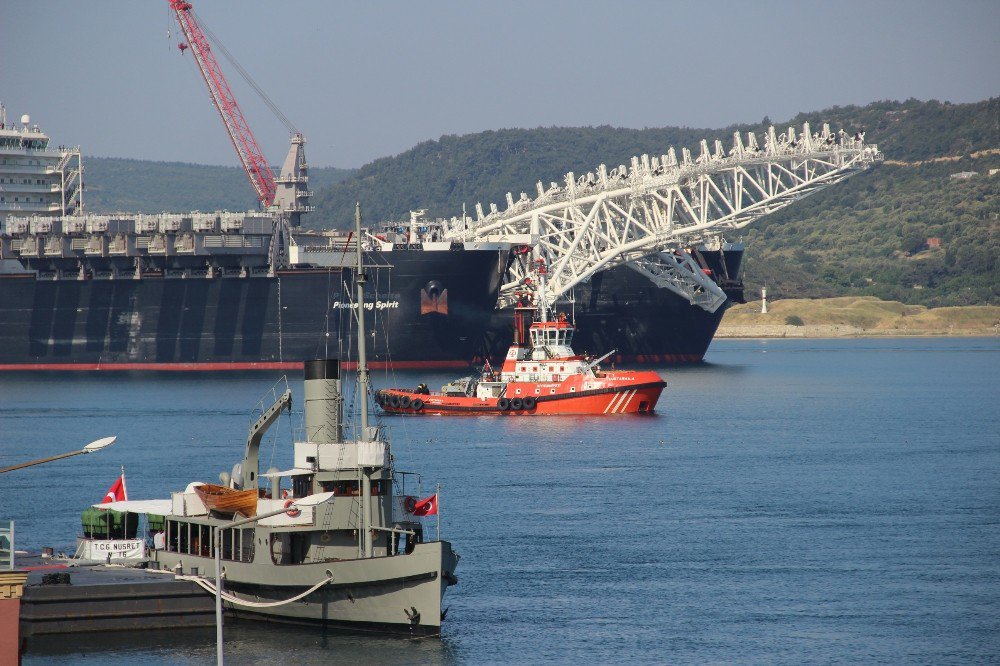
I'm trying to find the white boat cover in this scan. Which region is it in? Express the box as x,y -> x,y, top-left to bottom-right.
90,499 -> 173,514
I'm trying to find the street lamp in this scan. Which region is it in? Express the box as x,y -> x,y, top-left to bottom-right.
212,491 -> 335,666
0,436 -> 117,474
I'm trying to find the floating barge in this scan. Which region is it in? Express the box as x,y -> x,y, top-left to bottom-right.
17,554 -> 215,638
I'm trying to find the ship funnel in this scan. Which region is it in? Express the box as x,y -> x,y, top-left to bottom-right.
303,359 -> 343,444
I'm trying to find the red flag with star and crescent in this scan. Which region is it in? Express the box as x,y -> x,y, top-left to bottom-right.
101,473 -> 128,504
412,493 -> 438,516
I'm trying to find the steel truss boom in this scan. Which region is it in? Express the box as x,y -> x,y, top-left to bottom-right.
169,0 -> 278,207
448,123 -> 882,308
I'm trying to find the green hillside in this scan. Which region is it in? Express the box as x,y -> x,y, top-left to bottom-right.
83,158 -> 352,214
309,98 -> 999,228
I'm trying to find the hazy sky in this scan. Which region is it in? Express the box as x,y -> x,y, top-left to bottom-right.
3,1 -> 998,169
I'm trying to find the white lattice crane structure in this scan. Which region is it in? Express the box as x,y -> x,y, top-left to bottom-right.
445,123 -> 882,311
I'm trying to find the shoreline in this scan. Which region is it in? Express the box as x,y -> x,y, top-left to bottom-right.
716,327 -> 999,339
718,297 -> 1000,339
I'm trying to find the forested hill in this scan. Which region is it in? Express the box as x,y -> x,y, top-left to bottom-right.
309,97 -> 998,307
83,158 -> 352,214
309,98 -> 999,228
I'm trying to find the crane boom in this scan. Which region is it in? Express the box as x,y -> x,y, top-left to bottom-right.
169,0 -> 277,207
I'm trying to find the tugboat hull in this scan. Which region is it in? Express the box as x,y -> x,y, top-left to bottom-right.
377,376 -> 665,416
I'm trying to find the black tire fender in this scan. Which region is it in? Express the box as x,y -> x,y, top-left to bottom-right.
497,397 -> 510,411
411,398 -> 424,411
510,397 -> 524,411
399,395 -> 412,409
523,396 -> 537,410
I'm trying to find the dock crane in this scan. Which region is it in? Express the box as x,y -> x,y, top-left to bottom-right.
168,0 -> 312,231
168,0 -> 278,208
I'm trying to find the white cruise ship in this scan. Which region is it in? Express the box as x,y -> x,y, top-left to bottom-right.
0,103 -> 82,221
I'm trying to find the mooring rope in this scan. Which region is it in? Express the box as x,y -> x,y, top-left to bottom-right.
176,573 -> 333,608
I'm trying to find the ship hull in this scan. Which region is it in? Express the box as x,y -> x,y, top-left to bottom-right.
0,249 -> 505,370
0,247 -> 743,370
376,378 -> 665,416
153,541 -> 456,636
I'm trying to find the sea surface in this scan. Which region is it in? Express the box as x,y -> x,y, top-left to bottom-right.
3,337 -> 998,664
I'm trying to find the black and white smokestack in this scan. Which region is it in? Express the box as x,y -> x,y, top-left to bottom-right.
303,359 -> 343,444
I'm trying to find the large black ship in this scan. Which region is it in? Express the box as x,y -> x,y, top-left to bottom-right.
0,111 -> 742,371
0,216 -> 507,370
0,217 -> 741,370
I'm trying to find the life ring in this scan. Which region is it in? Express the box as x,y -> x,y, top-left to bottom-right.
411,398 -> 424,411
399,395 -> 412,409
404,496 -> 417,513
497,397 -> 510,411
320,531 -> 331,544
284,499 -> 301,518
523,396 -> 537,410
281,488 -> 290,499
510,397 -> 523,411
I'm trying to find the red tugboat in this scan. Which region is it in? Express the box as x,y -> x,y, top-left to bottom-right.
375,304 -> 666,415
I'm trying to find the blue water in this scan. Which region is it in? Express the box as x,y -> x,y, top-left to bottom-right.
3,337 -> 998,664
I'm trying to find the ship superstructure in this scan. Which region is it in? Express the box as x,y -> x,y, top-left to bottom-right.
0,104 -> 82,222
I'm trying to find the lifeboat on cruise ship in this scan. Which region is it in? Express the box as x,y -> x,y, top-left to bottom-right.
375,306 -> 665,415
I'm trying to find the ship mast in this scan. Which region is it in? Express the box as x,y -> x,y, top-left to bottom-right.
355,202 -> 370,434
354,201 -> 375,559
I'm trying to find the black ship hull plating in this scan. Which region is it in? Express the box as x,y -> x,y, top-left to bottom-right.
0,249 -> 505,370
0,247 -> 743,370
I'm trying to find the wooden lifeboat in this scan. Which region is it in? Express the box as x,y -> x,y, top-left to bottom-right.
194,483 -> 258,517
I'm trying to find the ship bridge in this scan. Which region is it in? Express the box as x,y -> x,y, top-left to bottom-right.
445,123 -> 882,311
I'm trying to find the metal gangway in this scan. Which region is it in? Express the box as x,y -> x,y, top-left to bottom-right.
445,123 -> 882,311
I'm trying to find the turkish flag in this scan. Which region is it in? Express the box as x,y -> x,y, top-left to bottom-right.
412,493 -> 438,516
102,474 -> 128,504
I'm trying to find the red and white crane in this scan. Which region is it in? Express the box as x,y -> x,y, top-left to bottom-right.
168,0 -> 278,207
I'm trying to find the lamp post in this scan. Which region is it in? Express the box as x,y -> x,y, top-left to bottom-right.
212,491 -> 334,666
0,436 -> 116,474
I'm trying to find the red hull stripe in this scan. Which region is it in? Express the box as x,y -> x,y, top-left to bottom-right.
0,360 -> 472,372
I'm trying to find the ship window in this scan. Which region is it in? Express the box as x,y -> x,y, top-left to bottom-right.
177,521 -> 189,553
332,480 -> 360,496
570,387 -> 576,392
292,474 -> 313,498
550,389 -> 556,394
167,520 -> 182,553
515,388 -> 521,395
196,524 -> 210,557
240,528 -> 254,561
